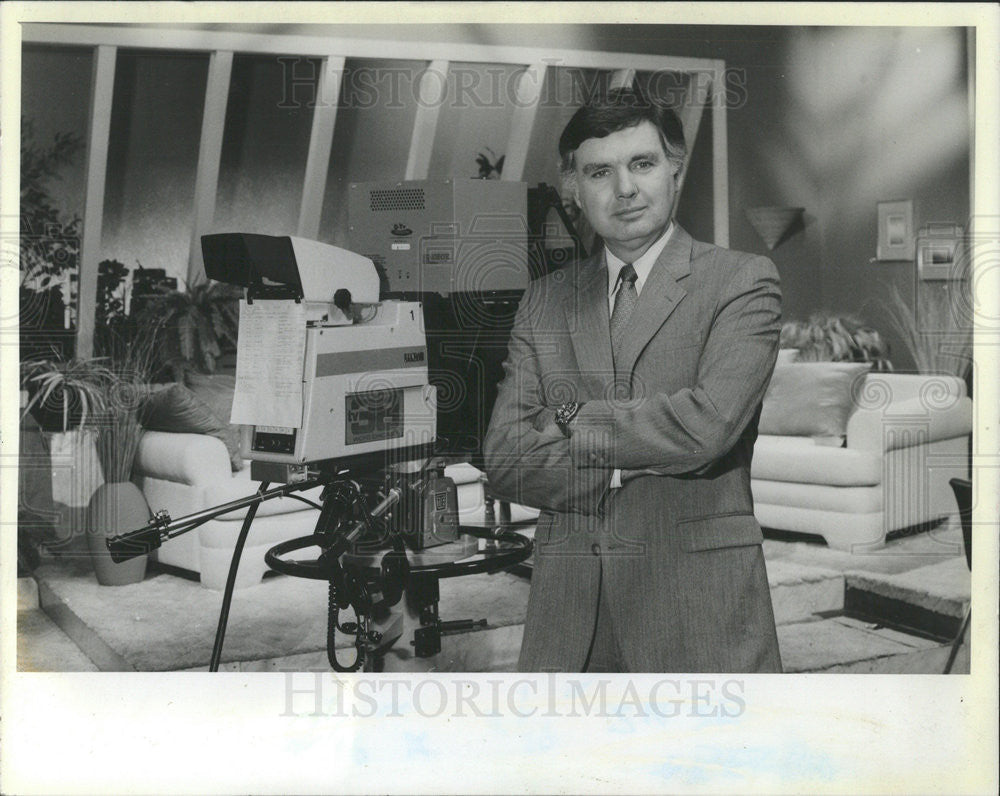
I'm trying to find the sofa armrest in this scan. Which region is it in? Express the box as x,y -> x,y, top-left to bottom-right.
854,373 -> 967,406
444,462 -> 485,486
135,431 -> 232,486
847,395 -> 973,452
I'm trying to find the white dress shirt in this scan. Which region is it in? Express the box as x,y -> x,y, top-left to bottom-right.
605,222 -> 675,488
605,221 -> 675,312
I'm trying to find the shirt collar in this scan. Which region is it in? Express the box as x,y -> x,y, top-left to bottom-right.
605,221 -> 675,295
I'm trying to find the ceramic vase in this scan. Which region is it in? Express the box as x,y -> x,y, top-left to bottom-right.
86,481 -> 149,586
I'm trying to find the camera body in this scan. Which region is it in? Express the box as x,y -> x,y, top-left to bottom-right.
245,300 -> 437,467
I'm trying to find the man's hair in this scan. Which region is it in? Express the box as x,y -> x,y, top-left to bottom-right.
558,87 -> 687,178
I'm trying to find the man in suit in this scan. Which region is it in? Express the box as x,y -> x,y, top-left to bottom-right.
483,88 -> 783,673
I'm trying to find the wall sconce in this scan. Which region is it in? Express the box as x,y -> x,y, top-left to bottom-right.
745,206 -> 805,250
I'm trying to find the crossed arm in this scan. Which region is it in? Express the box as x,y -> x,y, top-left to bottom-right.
483,255 -> 781,516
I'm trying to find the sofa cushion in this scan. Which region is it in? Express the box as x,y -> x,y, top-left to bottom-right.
751,478 -> 882,513
184,372 -> 247,472
444,462 -> 485,486
139,383 -> 242,472
759,362 -> 871,438
752,436 -> 881,485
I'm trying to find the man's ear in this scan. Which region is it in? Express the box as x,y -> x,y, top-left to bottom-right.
561,172 -> 580,208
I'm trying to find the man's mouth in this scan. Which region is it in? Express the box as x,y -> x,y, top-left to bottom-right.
615,206 -> 646,219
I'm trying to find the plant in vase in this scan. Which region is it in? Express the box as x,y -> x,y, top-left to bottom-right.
882,283 -> 973,380
779,313 -> 894,371
19,258 -> 140,544
85,322 -> 163,585
20,355 -> 113,432
19,355 -> 112,561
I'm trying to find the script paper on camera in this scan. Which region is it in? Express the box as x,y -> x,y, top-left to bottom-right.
230,299 -> 306,428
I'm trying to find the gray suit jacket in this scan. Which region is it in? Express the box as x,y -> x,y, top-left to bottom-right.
483,225 -> 783,672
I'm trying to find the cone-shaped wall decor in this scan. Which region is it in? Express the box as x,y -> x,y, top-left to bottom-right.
746,206 -> 805,250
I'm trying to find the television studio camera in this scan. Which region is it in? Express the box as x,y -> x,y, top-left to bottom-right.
105,179 -> 581,672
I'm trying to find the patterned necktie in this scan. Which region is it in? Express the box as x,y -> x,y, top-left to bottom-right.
610,263 -> 639,366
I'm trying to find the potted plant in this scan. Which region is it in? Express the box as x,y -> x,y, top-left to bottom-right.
20,118 -> 84,362
20,355 -> 113,432
779,313 -> 894,371
18,355 -> 111,557
136,278 -> 241,381
85,323 -> 162,585
882,284 -> 973,380
475,147 -> 504,179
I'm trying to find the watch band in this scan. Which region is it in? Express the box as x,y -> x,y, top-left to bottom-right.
555,401 -> 582,437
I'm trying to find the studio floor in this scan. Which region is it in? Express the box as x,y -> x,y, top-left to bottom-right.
15,517 -> 971,674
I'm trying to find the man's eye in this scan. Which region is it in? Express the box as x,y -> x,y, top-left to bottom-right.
590,168 -> 610,179
633,160 -> 655,171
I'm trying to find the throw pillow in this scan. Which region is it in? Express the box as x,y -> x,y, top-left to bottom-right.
184,372 -> 247,472
139,383 -> 243,471
759,362 -> 872,438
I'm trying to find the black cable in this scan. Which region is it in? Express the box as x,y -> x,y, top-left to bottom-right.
327,579 -> 364,672
209,481 -> 269,672
309,478 -> 364,672
284,493 -> 323,511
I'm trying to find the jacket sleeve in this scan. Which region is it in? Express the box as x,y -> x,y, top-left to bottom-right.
568,254 -> 781,473
483,280 -> 612,515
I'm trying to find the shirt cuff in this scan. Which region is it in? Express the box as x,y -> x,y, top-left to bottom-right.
610,468 -> 622,489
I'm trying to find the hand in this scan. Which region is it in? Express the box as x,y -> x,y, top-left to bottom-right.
532,406 -> 557,432
531,406 -> 566,442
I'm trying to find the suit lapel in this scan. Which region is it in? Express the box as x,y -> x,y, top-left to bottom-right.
616,225 -> 693,378
566,253 -> 615,393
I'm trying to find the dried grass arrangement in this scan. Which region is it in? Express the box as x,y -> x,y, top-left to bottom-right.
882,283 -> 973,378
91,320 -> 165,483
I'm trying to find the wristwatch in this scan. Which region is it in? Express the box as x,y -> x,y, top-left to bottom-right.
554,401 -> 582,437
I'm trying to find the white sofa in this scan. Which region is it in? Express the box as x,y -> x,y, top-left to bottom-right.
134,432 -> 324,589
133,432 -> 508,589
751,372 -> 972,551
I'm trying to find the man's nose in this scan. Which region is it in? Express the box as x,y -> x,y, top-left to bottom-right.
615,168 -> 638,198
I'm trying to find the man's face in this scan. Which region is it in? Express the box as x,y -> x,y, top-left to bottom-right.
571,120 -> 680,261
